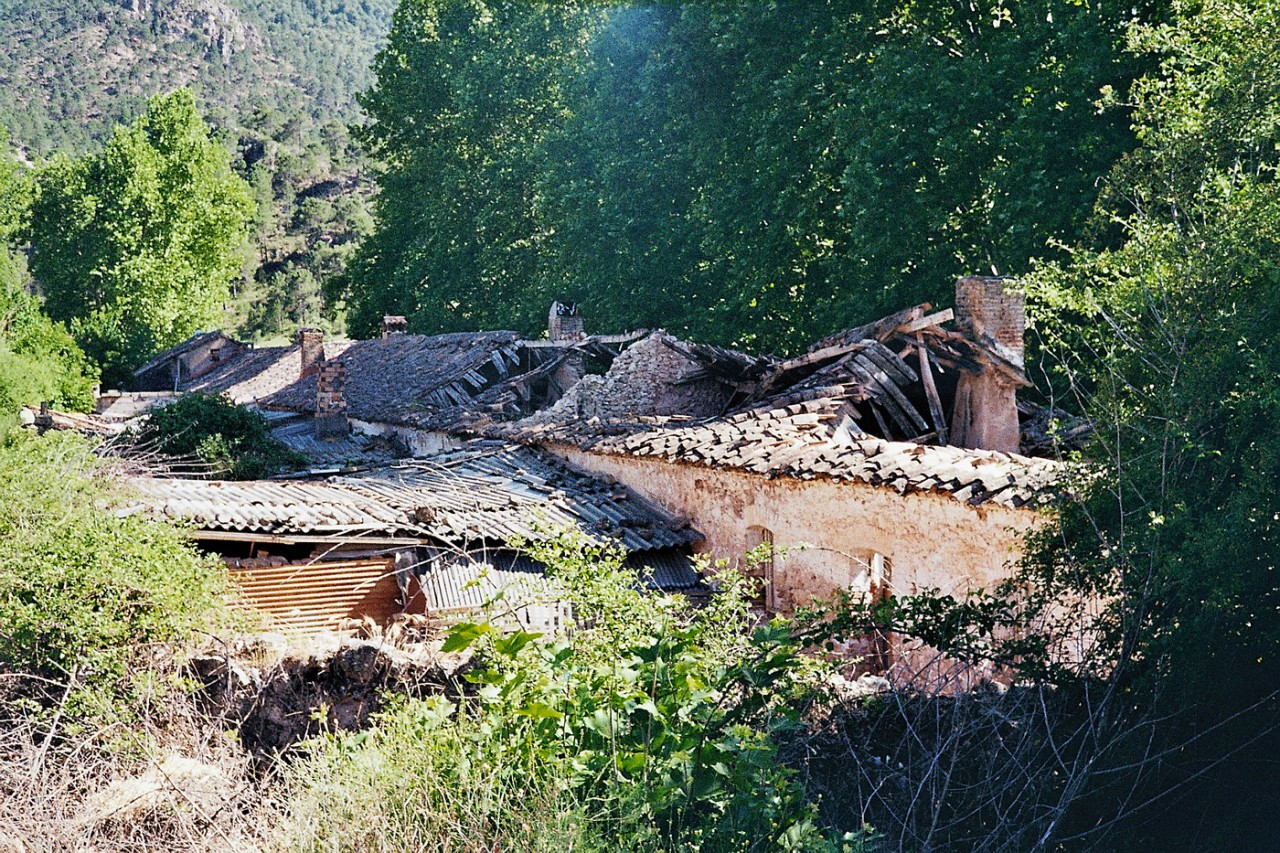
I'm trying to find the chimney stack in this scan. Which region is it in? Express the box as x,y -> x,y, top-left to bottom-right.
548,301 -> 586,398
548,301 -> 585,343
382,315 -> 408,339
953,276 -> 1025,367
314,360 -> 349,438
949,277 -> 1026,454
298,327 -> 325,378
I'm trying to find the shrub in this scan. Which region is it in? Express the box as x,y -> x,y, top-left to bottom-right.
136,392 -> 304,479
0,430 -> 232,701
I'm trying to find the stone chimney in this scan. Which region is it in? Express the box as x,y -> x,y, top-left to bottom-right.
314,360 -> 349,438
382,315 -> 408,339
950,277 -> 1025,454
548,301 -> 585,343
298,328 -> 325,378
548,301 -> 585,397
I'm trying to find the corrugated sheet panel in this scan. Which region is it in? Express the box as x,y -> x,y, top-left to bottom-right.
416,552 -> 555,613
229,557 -> 401,635
125,442 -> 703,550
625,550 -> 703,591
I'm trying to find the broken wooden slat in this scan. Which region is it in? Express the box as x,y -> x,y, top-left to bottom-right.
808,304 -> 931,352
898,308 -> 954,334
869,403 -> 893,438
852,353 -> 928,435
861,341 -> 919,386
915,335 -> 949,445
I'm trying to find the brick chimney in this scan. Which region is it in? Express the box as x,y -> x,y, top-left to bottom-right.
314,360 -> 349,438
953,276 -> 1025,368
382,315 -> 408,339
298,328 -> 325,378
950,277 -> 1025,454
548,301 -> 585,397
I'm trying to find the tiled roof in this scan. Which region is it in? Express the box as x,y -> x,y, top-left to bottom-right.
258,332 -> 525,425
269,416 -> 401,469
131,331 -> 229,377
578,404 -> 1061,509
123,442 -> 702,551
181,344 -> 318,405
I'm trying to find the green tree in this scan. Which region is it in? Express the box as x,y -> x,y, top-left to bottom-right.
341,0 -> 597,338
846,2 -> 1280,845
28,89 -> 253,385
343,0 -> 1151,351
0,130 -> 96,416
1020,3 -> 1280,844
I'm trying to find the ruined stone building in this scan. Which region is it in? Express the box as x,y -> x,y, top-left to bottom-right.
59,278 -> 1068,673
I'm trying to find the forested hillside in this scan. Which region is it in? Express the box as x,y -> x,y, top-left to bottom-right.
0,0 -> 395,157
0,0 -> 392,344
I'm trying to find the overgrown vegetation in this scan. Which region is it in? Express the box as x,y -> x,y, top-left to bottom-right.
137,392 -> 305,479
0,429 -> 232,705
278,536 -> 864,851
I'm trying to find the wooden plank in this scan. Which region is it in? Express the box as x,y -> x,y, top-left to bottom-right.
861,342 -> 918,386
852,353 -> 928,434
869,402 -> 893,438
898,308 -> 954,334
915,335 -> 949,445
808,304 -> 930,352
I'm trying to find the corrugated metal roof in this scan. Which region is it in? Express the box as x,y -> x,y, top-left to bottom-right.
229,557 -> 401,635
124,442 -> 702,552
415,548 -> 703,614
416,552 -> 556,614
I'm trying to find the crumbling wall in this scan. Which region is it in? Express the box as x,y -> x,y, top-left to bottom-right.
550,445 -> 1044,680
528,332 -> 734,423
190,635 -> 470,754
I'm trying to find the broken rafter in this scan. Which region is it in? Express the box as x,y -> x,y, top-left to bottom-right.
915,334 -> 950,445
898,308 -> 954,334
807,304 -> 930,353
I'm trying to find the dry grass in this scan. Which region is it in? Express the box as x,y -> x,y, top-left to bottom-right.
0,662 -> 272,852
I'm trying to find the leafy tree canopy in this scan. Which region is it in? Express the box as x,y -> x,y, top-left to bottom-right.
0,132 -> 96,417
28,90 -> 254,386
340,0 -> 1155,352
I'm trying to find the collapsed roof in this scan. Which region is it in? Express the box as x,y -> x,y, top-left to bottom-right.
122,440 -> 701,576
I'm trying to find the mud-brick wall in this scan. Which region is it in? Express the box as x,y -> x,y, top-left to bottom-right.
552,445 -> 1043,610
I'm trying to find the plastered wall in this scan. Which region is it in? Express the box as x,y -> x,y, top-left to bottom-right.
551,445 -> 1045,612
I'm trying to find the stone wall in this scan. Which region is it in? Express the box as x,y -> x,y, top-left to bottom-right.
529,332 -> 733,423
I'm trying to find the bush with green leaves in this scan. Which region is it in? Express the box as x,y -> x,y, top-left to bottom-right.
137,392 -> 304,479
0,430 -> 232,703
280,533 -> 871,852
